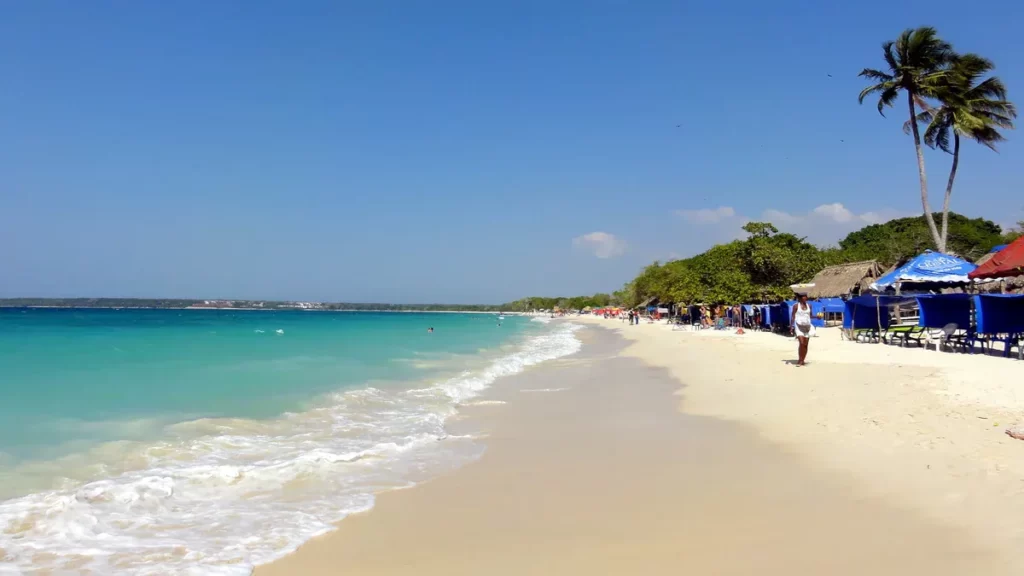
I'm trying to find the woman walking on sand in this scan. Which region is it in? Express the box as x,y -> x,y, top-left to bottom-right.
790,293 -> 814,366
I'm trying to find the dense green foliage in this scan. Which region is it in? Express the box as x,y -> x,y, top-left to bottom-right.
508,213 -> 1006,311
839,213 -> 1003,264
615,222 -> 843,307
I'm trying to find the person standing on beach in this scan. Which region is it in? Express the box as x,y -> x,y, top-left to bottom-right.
790,294 -> 814,366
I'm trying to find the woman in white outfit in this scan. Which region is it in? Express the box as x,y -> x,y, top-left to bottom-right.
790,293 -> 814,366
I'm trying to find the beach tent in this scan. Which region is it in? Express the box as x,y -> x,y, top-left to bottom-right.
973,294 -> 1024,335
842,295 -> 917,330
915,294 -> 973,329
843,298 -> 883,330
968,236 -> 1024,280
818,298 -> 846,314
770,303 -> 791,331
870,251 -> 977,291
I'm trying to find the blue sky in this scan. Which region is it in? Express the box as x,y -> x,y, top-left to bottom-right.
2,1 -> 1022,303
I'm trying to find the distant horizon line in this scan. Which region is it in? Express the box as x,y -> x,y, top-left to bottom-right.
0,296 -> 515,308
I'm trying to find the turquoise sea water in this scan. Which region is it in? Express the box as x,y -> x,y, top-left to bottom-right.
0,308 -> 580,574
0,308 -> 525,461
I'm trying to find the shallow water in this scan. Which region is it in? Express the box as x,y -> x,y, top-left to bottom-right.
0,309 -> 580,574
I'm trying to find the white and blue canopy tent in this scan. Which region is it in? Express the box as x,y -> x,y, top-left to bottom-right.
870,251 -> 978,292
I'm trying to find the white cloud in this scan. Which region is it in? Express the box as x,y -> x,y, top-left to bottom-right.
675,206 -> 735,223
572,231 -> 626,259
810,202 -> 860,223
761,208 -> 799,225
674,202 -> 906,246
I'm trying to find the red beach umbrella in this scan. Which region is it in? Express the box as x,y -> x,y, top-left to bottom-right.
969,236 -> 1024,280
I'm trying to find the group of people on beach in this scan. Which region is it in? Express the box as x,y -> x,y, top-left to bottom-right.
694,304 -> 745,329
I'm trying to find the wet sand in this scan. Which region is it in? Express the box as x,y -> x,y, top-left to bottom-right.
257,326 -> 1012,575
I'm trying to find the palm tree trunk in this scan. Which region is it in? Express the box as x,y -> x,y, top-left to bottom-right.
939,133 -> 960,254
908,93 -> 942,250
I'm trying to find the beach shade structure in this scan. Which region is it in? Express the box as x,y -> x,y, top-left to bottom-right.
870,251 -> 977,291
843,297 -> 892,330
915,294 -> 973,329
968,236 -> 1024,281
818,298 -> 846,314
818,298 -> 846,326
973,294 -> 1024,358
842,295 -> 919,342
769,303 -> 791,332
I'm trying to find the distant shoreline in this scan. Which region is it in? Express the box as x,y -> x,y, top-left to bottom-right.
0,305 -> 518,314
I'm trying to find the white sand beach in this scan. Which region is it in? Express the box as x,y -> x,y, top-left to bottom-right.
592,315 -> 1024,564
256,319 -> 1024,575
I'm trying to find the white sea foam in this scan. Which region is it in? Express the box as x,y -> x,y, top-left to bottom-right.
0,323 -> 582,575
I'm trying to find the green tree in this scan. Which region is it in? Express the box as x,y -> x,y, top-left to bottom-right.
859,27 -> 956,251
838,212 -> 1002,264
905,53 -> 1016,251
740,223 -> 826,300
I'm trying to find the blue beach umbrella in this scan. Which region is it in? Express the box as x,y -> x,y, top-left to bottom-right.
870,251 -> 977,291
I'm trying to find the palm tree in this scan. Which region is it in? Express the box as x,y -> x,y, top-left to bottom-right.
904,54 -> 1016,251
859,27 -> 956,252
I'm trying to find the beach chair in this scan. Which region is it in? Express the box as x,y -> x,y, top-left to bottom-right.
882,325 -> 923,347
854,327 -> 880,343
897,326 -> 926,348
925,323 -> 959,352
943,328 -> 981,354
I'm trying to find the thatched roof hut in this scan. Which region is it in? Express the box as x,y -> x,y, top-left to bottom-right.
805,260 -> 882,299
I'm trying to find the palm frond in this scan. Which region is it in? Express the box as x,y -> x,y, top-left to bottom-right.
927,118 -> 952,152
882,41 -> 898,72
877,86 -> 900,116
859,68 -> 893,82
903,109 -> 934,135
969,126 -> 1007,151
974,110 -> 1016,129
967,76 -> 1009,102
858,81 -> 890,104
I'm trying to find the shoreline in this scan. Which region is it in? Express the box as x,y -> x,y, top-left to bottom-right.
0,306 -> 521,313
255,321 -> 1022,575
